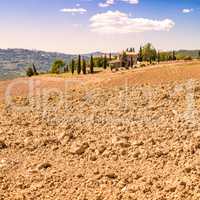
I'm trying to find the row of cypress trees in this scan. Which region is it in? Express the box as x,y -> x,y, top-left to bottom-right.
64,55 -> 94,75
69,54 -> 109,75
70,55 -> 94,75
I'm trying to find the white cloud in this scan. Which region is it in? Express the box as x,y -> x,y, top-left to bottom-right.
99,0 -> 114,7
121,0 -> 139,4
90,10 -> 175,34
99,0 -> 138,7
60,8 -> 87,14
182,8 -> 193,14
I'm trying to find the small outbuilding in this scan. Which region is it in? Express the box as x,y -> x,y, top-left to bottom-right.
109,59 -> 121,71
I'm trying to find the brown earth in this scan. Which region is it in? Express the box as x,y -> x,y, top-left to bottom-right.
1,60 -> 200,102
1,60 -> 200,199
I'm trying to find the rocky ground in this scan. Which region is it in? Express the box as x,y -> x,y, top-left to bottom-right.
1,62 -> 200,199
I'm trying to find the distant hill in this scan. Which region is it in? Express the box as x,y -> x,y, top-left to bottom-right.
175,50 -> 200,59
0,49 -> 77,80
83,51 -> 104,57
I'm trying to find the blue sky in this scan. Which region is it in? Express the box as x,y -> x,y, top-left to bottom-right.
0,0 -> 199,53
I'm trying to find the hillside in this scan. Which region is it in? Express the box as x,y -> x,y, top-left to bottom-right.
0,49 -> 75,80
0,49 -> 110,80
1,61 -> 200,199
176,49 -> 200,59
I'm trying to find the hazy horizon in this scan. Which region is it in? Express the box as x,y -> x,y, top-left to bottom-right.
1,47 -> 200,55
0,0 -> 200,54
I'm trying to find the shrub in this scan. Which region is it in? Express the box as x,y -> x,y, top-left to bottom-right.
26,67 -> 34,77
140,64 -> 146,68
184,56 -> 192,61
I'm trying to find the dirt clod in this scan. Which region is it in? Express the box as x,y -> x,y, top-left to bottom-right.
0,140 -> 7,149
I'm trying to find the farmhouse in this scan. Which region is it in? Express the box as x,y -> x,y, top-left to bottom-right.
109,51 -> 138,71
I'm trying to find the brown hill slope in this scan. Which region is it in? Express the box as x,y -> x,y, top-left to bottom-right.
1,60 -> 200,199
1,60 -> 200,102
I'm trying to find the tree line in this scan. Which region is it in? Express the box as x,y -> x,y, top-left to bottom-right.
26,43 -> 200,77
137,43 -> 177,64
51,54 -> 110,75
138,43 -> 200,63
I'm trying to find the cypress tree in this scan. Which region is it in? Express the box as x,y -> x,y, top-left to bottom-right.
32,64 -> 38,75
71,59 -> 75,74
157,51 -> 160,63
130,48 -> 135,52
82,58 -> 86,74
172,50 -> 176,61
66,64 -> 69,72
64,65 -> 68,72
77,55 -> 81,74
121,51 -> 127,68
109,53 -> 112,60
138,46 -> 143,62
103,54 -> 107,69
90,55 -> 94,74
130,57 -> 133,67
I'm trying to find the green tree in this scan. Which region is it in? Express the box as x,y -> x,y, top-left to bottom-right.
77,55 -> 81,74
96,57 -> 103,68
71,59 -> 75,74
82,58 -> 86,74
142,43 -> 157,64
159,52 -> 172,61
90,55 -> 94,74
103,54 -> 107,69
198,50 -> 200,58
26,67 -> 34,77
51,60 -> 65,74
